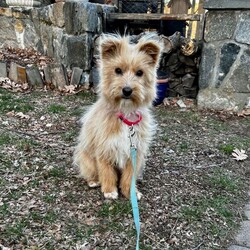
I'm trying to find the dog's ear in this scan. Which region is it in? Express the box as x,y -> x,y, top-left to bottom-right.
100,37 -> 121,60
137,41 -> 162,66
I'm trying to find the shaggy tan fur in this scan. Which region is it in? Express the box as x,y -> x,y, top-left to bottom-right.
73,33 -> 162,199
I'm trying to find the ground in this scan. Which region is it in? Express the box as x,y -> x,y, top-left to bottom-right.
0,87 -> 249,250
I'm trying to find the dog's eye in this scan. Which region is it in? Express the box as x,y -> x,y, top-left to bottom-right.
136,70 -> 143,77
115,68 -> 123,75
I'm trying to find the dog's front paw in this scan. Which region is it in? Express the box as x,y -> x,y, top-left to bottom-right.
104,191 -> 118,199
88,181 -> 100,188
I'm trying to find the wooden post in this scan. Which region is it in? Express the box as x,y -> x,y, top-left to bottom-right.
195,0 -> 205,39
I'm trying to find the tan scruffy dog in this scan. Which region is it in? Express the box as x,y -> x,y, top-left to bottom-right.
73,33 -> 162,199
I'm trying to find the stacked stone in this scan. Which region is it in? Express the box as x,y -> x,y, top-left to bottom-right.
0,1 -> 115,87
198,0 -> 250,111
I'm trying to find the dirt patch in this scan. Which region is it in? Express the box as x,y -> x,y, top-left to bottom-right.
0,88 -> 249,249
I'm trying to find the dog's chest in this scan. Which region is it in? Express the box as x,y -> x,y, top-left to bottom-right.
110,124 -> 143,169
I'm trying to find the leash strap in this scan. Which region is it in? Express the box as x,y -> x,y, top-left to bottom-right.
130,146 -> 140,250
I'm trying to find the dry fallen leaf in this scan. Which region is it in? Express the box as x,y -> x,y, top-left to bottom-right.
58,85 -> 77,94
232,148 -> 248,161
0,244 -> 11,250
237,108 -> 250,117
15,112 -> 30,119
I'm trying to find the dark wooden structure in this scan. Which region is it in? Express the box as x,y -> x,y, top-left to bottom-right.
108,13 -> 201,21
105,13 -> 203,37
105,0 -> 204,38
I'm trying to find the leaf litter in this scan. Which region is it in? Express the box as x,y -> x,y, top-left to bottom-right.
0,88 -> 249,249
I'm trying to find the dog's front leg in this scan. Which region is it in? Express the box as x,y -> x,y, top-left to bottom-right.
120,159 -> 142,200
97,158 -> 118,199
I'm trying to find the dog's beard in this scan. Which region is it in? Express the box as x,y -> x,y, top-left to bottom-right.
110,90 -> 148,113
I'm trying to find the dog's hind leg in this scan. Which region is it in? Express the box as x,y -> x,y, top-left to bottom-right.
77,151 -> 100,187
97,159 -> 118,199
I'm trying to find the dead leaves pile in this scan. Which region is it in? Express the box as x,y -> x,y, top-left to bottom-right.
0,47 -> 53,67
0,76 -> 89,96
0,77 -> 29,92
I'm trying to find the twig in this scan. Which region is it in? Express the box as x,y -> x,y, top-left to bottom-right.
192,241 -> 204,250
169,218 -> 179,239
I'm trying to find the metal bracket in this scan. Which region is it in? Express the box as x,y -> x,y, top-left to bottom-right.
128,125 -> 136,149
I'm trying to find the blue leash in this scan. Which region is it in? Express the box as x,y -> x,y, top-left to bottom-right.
130,144 -> 140,250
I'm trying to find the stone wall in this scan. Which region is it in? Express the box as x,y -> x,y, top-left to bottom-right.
197,0 -> 250,111
0,1 -> 115,72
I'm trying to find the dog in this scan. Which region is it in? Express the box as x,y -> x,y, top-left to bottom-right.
73,33 -> 162,199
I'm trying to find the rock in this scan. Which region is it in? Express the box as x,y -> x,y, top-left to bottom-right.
0,1 -> 8,7
90,65 -> 100,85
17,65 -> 27,83
176,99 -> 186,108
228,245 -> 250,250
9,62 -> 18,82
198,43 -> 217,89
26,65 -> 44,87
0,62 -> 7,77
64,2 -> 98,35
235,12 -> 250,45
0,2 -> 115,75
70,67 -> 83,85
35,4 -> 53,25
23,19 -> 41,49
217,42 -> 241,87
39,23 -> 54,56
199,7 -> 250,111
244,203 -> 250,220
204,0 -> 250,9
182,74 -> 195,88
50,63 -> 69,88
0,15 -> 19,47
197,89 -> 250,111
51,2 -> 65,28
43,65 -> 52,84
228,48 -> 250,93
61,33 -> 92,70
235,221 -> 250,248
80,71 -> 89,85
204,11 -> 237,42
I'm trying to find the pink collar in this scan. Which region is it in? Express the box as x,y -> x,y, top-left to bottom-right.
117,111 -> 142,126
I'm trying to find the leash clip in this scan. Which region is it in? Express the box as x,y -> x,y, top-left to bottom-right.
128,125 -> 136,149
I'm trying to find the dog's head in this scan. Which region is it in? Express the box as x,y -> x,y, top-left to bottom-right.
98,33 -> 162,112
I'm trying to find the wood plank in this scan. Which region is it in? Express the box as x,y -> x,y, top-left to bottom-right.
107,13 -> 201,21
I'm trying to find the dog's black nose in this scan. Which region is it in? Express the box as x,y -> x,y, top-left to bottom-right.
122,86 -> 133,97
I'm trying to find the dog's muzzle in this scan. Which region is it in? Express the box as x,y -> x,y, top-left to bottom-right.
122,86 -> 133,99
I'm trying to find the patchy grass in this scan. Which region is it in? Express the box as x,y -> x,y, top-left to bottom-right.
208,169 -> 242,193
179,142 -> 189,151
219,144 -> 235,154
97,200 -> 132,218
0,89 -> 249,249
0,134 -> 12,145
0,88 -> 34,113
47,104 -> 66,113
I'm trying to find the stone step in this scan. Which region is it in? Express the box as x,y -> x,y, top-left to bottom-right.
26,65 -> 44,87
70,67 -> 83,85
17,65 -> 27,83
0,62 -> 7,77
9,62 -> 28,83
50,63 -> 69,88
8,62 -> 18,82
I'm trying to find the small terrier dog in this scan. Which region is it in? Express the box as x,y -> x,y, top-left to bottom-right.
74,33 -> 162,199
